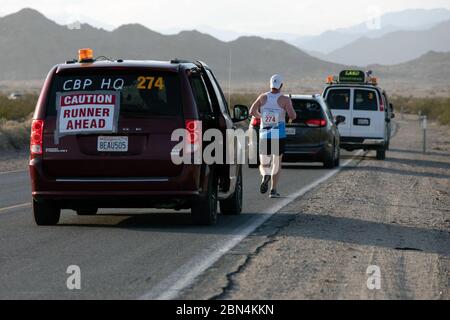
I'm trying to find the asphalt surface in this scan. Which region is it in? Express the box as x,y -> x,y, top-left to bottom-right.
0,152 -> 359,299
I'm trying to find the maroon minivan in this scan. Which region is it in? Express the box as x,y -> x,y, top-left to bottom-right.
30,50 -> 248,226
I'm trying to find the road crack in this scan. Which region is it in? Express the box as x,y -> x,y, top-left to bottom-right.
209,214 -> 297,300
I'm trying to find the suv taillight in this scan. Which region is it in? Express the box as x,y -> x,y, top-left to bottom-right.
251,117 -> 261,127
379,103 -> 385,112
30,119 -> 44,155
305,119 -> 327,127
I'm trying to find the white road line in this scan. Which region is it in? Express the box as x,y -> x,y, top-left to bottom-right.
0,169 -> 27,175
140,150 -> 364,300
0,202 -> 31,213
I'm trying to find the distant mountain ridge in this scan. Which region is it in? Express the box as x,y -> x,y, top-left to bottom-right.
325,20 -> 450,66
0,8 -> 449,91
0,8 -> 343,84
293,8 -> 450,54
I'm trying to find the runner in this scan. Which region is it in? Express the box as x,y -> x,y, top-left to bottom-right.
249,74 -> 297,198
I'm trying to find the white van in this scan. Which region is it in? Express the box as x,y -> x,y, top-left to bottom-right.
322,70 -> 394,160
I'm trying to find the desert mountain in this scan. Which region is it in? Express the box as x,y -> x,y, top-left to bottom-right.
0,8 -> 343,86
293,8 -> 450,54
325,20 -> 450,66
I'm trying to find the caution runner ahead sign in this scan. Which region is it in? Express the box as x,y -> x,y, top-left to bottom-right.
55,91 -> 120,143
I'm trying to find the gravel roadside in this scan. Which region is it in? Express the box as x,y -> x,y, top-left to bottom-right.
180,116 -> 450,300
0,150 -> 28,173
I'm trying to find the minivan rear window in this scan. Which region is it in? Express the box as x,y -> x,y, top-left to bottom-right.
354,89 -> 378,111
46,71 -> 182,117
190,76 -> 212,114
291,99 -> 324,122
326,89 -> 350,110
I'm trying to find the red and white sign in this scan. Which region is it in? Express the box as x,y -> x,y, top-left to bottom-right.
58,92 -> 119,134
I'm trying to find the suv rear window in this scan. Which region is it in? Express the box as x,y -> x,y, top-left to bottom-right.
326,89 -> 350,110
291,99 -> 324,122
46,71 -> 182,117
354,89 -> 378,111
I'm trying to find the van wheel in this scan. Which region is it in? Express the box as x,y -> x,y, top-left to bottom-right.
220,167 -> 243,215
76,208 -> 98,216
192,168 -> 218,225
33,199 -> 60,226
376,148 -> 386,160
334,146 -> 340,167
323,145 -> 336,169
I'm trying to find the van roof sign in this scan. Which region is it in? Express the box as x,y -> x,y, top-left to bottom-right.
339,70 -> 365,84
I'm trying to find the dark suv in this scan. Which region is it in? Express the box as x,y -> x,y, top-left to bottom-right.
30,50 -> 249,226
248,94 -> 343,168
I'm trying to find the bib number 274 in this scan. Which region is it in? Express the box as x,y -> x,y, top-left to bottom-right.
263,112 -> 279,126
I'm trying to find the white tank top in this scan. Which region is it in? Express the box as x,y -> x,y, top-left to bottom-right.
260,92 -> 286,139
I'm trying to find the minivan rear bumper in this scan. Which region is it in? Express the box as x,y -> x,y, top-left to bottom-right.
283,144 -> 327,162
30,157 -> 207,208
340,137 -> 385,150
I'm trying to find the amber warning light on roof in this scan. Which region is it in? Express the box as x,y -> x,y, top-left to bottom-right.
78,48 -> 94,63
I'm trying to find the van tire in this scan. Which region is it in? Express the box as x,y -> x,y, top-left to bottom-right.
376,148 -> 386,160
220,167 -> 243,215
76,208 -> 98,216
323,145 -> 336,169
192,168 -> 218,225
33,199 -> 60,226
334,146 -> 340,167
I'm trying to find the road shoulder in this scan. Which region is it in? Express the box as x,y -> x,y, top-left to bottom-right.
180,116 -> 450,300
0,150 -> 28,173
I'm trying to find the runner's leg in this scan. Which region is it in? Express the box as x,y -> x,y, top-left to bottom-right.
259,149 -> 272,194
271,154 -> 282,191
259,154 -> 271,176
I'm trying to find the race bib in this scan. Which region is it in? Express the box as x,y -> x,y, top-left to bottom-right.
262,110 -> 279,128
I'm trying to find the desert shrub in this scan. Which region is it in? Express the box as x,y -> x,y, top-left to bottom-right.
0,94 -> 38,121
0,118 -> 32,150
391,96 -> 450,125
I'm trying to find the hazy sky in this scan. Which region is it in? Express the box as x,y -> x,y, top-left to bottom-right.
1,0 -> 450,37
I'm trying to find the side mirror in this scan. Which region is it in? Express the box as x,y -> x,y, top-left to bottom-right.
389,103 -> 394,111
335,115 -> 346,125
391,113 -> 395,119
233,104 -> 249,122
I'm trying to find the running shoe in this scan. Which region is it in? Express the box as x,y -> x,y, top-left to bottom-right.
260,175 -> 271,194
269,189 -> 281,198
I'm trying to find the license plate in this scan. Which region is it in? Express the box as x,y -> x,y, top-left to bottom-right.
355,118 -> 370,126
97,136 -> 128,152
286,127 -> 296,135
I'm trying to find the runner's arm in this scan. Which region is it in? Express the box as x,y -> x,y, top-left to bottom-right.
249,95 -> 263,118
284,97 -> 297,121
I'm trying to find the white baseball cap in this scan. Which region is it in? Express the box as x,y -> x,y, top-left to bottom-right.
270,74 -> 283,90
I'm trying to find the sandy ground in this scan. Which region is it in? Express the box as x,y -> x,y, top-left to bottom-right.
0,150 -> 28,173
181,116 -> 450,300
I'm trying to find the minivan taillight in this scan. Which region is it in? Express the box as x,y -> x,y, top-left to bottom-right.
30,119 -> 44,155
184,119 -> 202,156
305,119 -> 327,127
251,117 -> 261,127
185,120 -> 200,144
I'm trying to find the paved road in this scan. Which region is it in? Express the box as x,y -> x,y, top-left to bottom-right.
0,152 -> 360,299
